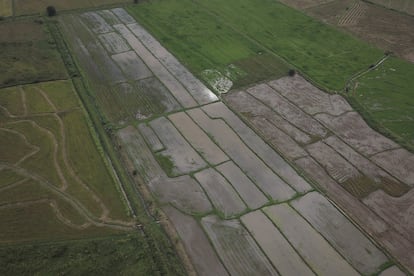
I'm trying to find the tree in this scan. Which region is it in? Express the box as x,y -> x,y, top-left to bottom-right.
46,6 -> 56,17
288,69 -> 296,77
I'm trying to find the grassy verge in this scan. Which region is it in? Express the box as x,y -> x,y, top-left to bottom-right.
348,57 -> 414,151
46,19 -> 186,274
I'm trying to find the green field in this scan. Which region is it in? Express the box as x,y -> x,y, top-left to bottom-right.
128,0 -> 414,149
0,80 -> 132,243
0,20 -> 67,88
128,0 -> 382,91
350,57 -> 414,149
127,0 -> 289,89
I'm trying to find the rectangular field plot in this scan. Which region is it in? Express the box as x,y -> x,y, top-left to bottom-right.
149,117 -> 206,175
291,192 -> 388,274
268,75 -> 352,116
315,112 -> 399,156
216,161 -> 268,209
99,32 -> 130,54
195,168 -> 246,217
203,102 -> 312,193
112,23 -> 197,108
168,112 -> 228,165
60,12 -> 187,124
127,22 -> 218,105
241,211 -> 314,275
163,206 -> 228,276
264,204 -> 359,276
81,12 -> 114,34
306,141 -> 378,198
247,84 -> 327,138
188,108 -> 296,201
201,215 -> 277,275
112,51 -> 152,80
116,126 -> 211,214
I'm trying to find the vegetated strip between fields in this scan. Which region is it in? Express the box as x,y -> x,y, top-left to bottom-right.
46,19 -> 186,275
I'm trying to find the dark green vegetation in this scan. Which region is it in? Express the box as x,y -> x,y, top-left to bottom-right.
0,231 -> 184,275
350,57 -> 414,149
0,20 -> 67,88
128,0 -> 413,150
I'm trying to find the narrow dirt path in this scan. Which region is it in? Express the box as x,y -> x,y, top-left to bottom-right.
0,162 -> 133,230
36,87 -> 110,220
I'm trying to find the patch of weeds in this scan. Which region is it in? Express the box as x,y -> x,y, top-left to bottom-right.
155,154 -> 175,177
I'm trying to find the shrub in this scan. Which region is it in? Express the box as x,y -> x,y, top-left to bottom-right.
46,6 -> 56,17
288,69 -> 296,76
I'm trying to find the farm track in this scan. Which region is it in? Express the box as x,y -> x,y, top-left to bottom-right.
0,86 -> 134,231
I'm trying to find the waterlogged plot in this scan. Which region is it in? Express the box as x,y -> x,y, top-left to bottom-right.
292,192 -> 388,274
112,51 -> 152,80
363,188 -> 414,242
241,211 -> 314,276
247,84 -> 328,138
60,9 -> 206,124
169,112 -> 228,165
163,206 -> 229,276
268,75 -> 352,116
225,90 -> 312,144
315,112 -> 399,156
116,126 -> 211,214
113,24 -> 197,108
203,102 -> 312,193
188,108 -> 295,201
201,215 -> 278,276
81,12 -> 113,34
249,116 -> 308,160
265,204 -> 359,276
195,168 -> 246,217
216,161 -> 268,209
98,32 -> 130,54
150,117 -> 206,175
127,23 -> 218,105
